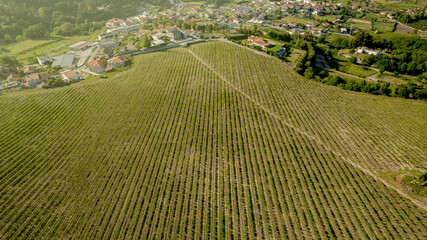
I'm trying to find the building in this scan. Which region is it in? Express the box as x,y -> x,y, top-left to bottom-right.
107,24 -> 141,35
109,56 -> 126,68
99,39 -> 118,49
106,18 -> 125,29
23,66 -> 36,74
152,33 -> 168,41
51,53 -> 76,68
61,70 -> 79,82
7,74 -> 20,82
356,47 -> 381,57
166,29 -> 184,40
38,71 -> 51,81
96,48 -> 112,59
69,41 -> 91,51
25,73 -> 41,88
87,59 -> 106,73
37,55 -> 51,66
153,40 -> 166,46
275,48 -> 287,58
248,35 -> 274,48
98,33 -> 114,41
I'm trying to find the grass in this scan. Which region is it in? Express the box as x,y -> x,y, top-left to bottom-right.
279,15 -> 315,25
408,19 -> 427,30
335,55 -> 378,78
401,174 -> 427,197
314,15 -> 341,22
285,48 -> 306,67
328,70 -> 363,82
1,29 -> 104,64
184,1 -> 207,6
348,19 -> 372,30
0,41 -> 426,239
373,21 -> 395,33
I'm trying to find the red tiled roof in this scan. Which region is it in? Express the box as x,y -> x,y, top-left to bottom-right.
62,70 -> 78,79
88,59 -> 106,67
39,71 -> 51,80
25,73 -> 40,82
111,56 -> 126,63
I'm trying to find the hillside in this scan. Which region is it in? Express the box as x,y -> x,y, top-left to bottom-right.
0,41 -> 426,239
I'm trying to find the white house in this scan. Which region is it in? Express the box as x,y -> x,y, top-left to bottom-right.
356,47 -> 381,57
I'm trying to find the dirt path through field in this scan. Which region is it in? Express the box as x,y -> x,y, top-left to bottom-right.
187,46 -> 427,211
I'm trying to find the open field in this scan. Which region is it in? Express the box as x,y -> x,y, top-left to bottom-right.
0,41 -> 426,239
394,22 -> 414,33
374,21 -> 396,33
286,48 -> 306,68
0,30 -> 103,64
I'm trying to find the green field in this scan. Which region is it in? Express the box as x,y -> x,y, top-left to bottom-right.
0,30 -> 103,64
0,41 -> 426,239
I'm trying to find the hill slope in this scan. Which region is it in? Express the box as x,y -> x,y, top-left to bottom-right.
0,41 -> 426,239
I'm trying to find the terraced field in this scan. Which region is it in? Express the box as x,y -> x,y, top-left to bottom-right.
0,41 -> 426,239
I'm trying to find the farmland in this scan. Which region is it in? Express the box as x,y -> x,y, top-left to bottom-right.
0,41 -> 426,239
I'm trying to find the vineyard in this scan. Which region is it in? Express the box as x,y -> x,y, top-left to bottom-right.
0,41 -> 426,239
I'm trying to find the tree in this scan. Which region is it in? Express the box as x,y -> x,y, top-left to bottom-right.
0,56 -> 20,67
304,67 -> 314,79
48,77 -> 64,88
349,56 -> 357,64
354,31 -> 372,47
363,55 -> 377,65
395,84 -> 409,98
379,82 -> 390,96
55,22 -> 77,36
38,7 -> 50,18
23,24 -> 46,39
137,34 -> 151,49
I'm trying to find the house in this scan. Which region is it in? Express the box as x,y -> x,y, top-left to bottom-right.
96,48 -> 112,59
69,41 -> 91,51
107,24 -> 141,35
248,35 -> 275,48
110,56 -> 126,68
164,26 -> 176,31
61,70 -> 79,82
120,44 -> 138,54
7,74 -> 20,82
25,73 -> 41,88
87,59 -> 106,73
166,29 -> 184,40
184,29 -> 195,37
23,66 -> 36,74
98,32 -> 114,41
152,33 -> 168,41
340,28 -> 348,34
51,53 -> 76,68
38,71 -> 51,81
153,40 -> 166,46
356,47 -> 381,57
275,48 -> 287,58
313,9 -> 324,16
99,39 -> 118,49
106,18 -> 125,29
368,77 -> 379,82
37,55 -> 51,66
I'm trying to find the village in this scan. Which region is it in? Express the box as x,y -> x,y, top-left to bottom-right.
0,0 -> 425,91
